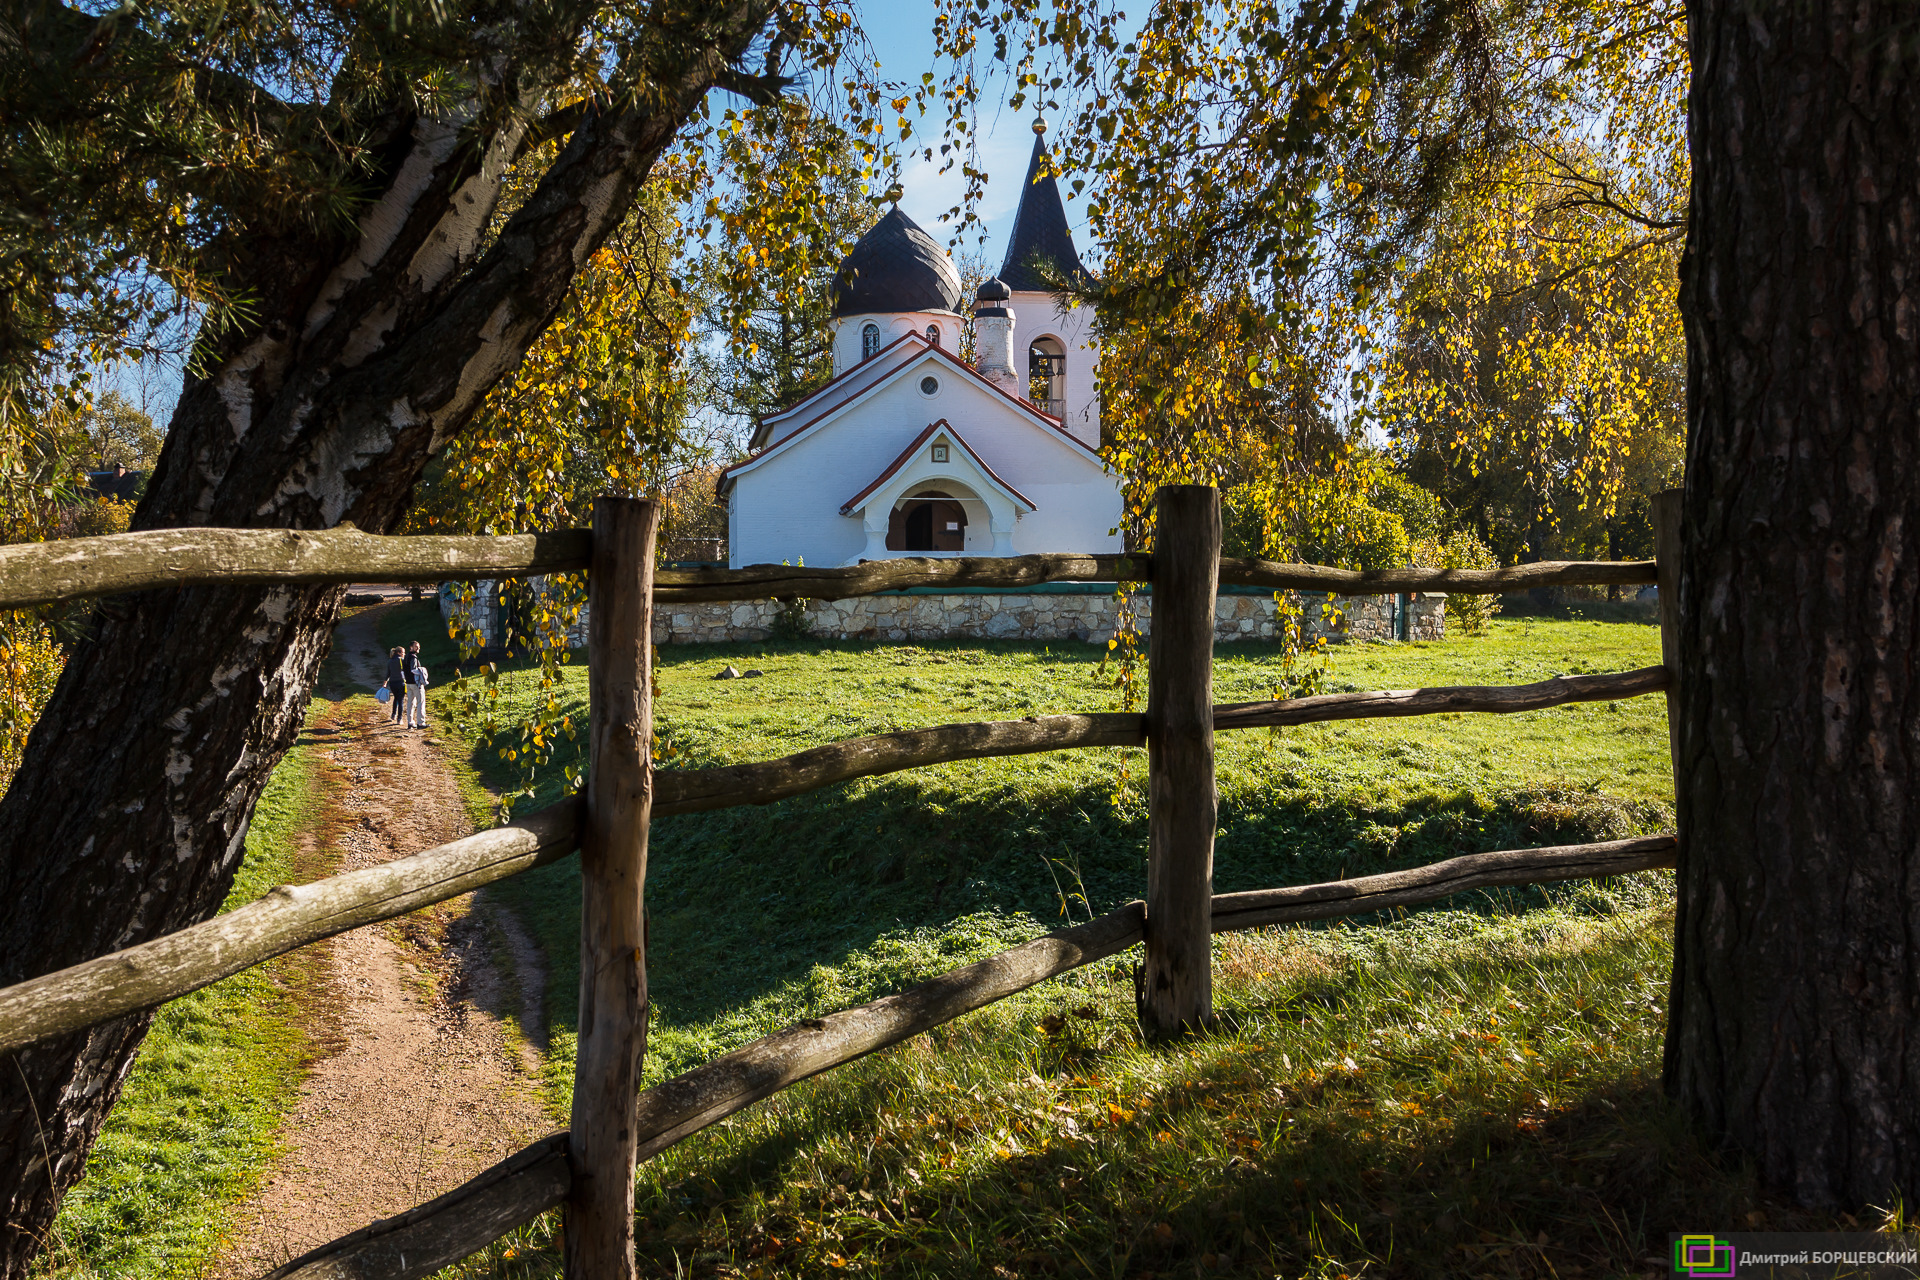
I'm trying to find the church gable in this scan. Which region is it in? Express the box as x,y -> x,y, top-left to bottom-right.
726,339 -> 1099,494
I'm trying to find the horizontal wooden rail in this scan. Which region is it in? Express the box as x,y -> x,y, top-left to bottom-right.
0,669 -> 1670,1053
0,526 -> 593,609
1208,834 -> 1677,930
654,712 -> 1146,812
0,802 -> 583,1055
1213,665 -> 1670,731
1,527 -> 1658,610
261,833 -> 1676,1280
654,553 -> 1143,601
262,1134 -> 573,1280
1215,555 -> 1658,595
653,554 -> 1657,602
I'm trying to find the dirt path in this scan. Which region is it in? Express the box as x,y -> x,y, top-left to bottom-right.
214,606 -> 554,1275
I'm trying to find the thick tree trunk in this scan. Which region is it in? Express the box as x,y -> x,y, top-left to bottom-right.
1667,0 -> 1920,1208
0,22 -> 758,1263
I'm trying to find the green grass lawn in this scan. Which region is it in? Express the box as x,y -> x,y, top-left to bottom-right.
360,605 -> 1850,1279
385,605 -> 1675,1087
42,739 -> 320,1279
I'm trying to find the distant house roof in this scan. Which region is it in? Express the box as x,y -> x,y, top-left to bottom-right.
87,469 -> 143,501
832,205 -> 964,318
998,133 -> 1089,293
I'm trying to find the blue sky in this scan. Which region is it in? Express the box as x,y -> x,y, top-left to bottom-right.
855,0 -> 1096,268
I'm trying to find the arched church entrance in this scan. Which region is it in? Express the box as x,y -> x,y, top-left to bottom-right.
887,488 -> 970,552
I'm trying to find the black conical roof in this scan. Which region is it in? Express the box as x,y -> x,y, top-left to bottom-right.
831,205 -> 963,317
998,134 -> 1088,292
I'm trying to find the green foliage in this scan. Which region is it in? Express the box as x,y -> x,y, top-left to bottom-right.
0,613 -> 62,795
71,391 -> 165,473
42,743 -> 317,1278
1370,471 -> 1447,544
687,106 -> 878,433
1437,528 -> 1502,635
1224,470 -> 1412,572
769,597 -> 814,642
58,496 -> 135,540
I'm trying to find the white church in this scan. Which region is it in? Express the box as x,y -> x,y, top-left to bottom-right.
718,130 -> 1124,568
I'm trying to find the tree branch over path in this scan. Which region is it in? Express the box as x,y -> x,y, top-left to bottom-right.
0,0 -> 792,1266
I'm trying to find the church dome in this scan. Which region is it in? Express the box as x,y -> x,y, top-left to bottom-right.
832,205 -> 963,317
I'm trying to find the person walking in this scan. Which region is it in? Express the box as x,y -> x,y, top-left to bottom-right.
403,641 -> 429,730
384,646 -> 407,723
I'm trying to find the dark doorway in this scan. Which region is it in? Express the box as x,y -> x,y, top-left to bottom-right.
905,502 -> 934,548
887,493 -> 968,552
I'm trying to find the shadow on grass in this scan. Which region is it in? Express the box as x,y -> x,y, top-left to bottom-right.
490,748 -> 1672,1091
377,601 -> 1673,1088
619,950 -> 1853,1280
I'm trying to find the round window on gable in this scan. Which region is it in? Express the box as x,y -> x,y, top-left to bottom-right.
918,375 -> 940,397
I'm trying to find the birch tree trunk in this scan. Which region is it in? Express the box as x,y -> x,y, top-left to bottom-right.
0,10 -> 769,1265
1667,0 -> 1920,1209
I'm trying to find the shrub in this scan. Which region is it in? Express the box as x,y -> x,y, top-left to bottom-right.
1371,473 -> 1449,543
1440,529 -> 1502,634
60,496 -> 135,539
770,597 -> 812,641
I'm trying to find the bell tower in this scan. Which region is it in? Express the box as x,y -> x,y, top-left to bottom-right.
998,119 -> 1099,447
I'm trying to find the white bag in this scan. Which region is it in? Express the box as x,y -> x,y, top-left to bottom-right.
375,685 -> 392,704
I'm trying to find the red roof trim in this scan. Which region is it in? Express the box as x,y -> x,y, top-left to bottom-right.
917,342 -> 1105,461
752,331 -> 926,444
839,420 -> 1037,515
720,334 -> 1104,490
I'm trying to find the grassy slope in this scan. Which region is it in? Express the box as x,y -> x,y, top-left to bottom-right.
373,606 -> 1852,1278
41,742 -> 318,1278
391,606 -> 1673,1088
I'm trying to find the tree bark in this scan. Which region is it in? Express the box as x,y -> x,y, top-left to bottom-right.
0,9 -> 769,1264
1668,0 -> 1920,1208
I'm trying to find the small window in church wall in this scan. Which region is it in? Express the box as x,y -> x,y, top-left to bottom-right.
861,323 -> 880,359
926,324 -> 940,347
931,443 -> 949,463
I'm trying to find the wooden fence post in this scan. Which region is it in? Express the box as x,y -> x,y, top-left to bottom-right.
1139,484 -> 1221,1040
566,497 -> 659,1279
1651,489 -> 1683,780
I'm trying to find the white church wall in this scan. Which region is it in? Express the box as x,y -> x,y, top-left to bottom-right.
1012,481 -> 1121,553
727,348 -> 1122,567
1012,290 -> 1100,448
829,311 -> 966,376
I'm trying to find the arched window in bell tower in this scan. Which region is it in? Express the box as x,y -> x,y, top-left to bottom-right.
862,323 -> 881,359
1028,338 -> 1066,416
926,323 -> 941,347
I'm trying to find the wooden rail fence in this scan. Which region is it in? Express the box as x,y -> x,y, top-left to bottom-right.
0,486 -> 1677,1280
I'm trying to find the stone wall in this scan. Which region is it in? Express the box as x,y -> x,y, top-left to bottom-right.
443,581 -> 1445,647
